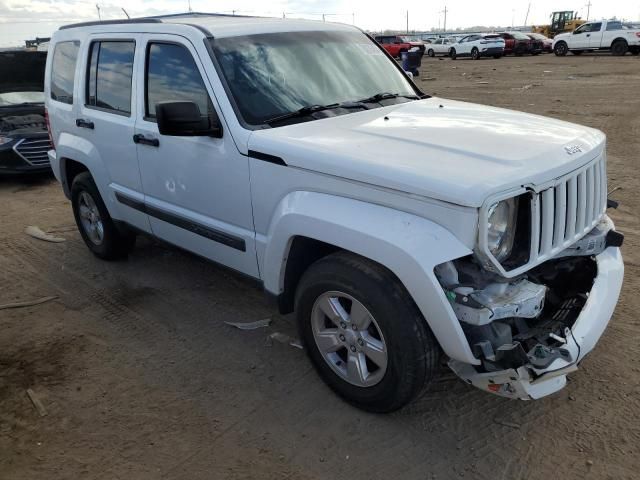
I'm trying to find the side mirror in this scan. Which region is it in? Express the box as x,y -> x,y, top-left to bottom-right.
156,101 -> 222,138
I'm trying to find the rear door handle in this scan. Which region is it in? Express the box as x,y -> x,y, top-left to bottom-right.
76,119 -> 94,129
133,134 -> 159,147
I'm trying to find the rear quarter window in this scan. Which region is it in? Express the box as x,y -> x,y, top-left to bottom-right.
51,41 -> 80,104
86,41 -> 135,115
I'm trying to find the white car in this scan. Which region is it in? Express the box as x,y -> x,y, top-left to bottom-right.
45,16 -> 624,412
426,37 -> 457,57
554,19 -> 640,56
448,33 -> 505,59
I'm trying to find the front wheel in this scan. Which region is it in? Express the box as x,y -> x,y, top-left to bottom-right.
449,48 -> 457,60
71,172 -> 136,260
554,41 -> 568,56
471,47 -> 480,60
427,49 -> 435,57
295,252 -> 440,413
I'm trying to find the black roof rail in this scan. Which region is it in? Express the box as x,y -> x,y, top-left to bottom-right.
59,18 -> 162,30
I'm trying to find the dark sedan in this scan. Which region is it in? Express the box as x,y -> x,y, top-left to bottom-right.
0,50 -> 52,175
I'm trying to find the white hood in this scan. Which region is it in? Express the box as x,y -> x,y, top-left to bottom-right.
249,98 -> 605,207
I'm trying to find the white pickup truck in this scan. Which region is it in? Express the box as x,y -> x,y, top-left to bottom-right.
554,19 -> 640,56
45,15 -> 624,412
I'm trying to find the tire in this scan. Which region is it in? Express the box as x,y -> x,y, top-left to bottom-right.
295,251 -> 440,413
427,49 -> 435,57
449,48 -> 457,60
71,172 -> 136,260
471,47 -> 480,60
572,50 -> 583,55
554,41 -> 568,56
611,40 -> 628,56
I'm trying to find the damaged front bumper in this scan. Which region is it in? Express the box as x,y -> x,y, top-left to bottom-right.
441,216 -> 624,400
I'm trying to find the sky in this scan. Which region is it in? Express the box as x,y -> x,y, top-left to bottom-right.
1,0 -> 639,47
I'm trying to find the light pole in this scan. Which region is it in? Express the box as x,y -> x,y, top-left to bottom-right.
585,1 -> 592,21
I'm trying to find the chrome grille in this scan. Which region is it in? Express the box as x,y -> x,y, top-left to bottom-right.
13,137 -> 53,166
530,154 -> 607,264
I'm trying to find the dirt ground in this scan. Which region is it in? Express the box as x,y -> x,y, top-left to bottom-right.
1,53 -> 639,480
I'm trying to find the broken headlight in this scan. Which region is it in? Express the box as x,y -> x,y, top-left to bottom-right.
487,198 -> 518,261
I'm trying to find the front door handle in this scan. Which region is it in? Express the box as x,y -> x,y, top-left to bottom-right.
586,34 -> 591,37
133,134 -> 159,147
76,118 -> 94,129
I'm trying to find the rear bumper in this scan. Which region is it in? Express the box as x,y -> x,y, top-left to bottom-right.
449,245 -> 624,400
480,47 -> 504,56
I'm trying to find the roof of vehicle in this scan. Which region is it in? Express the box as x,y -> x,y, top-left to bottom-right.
59,13 -> 357,38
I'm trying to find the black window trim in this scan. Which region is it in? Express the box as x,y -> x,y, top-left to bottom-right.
50,40 -> 81,105
84,38 -> 136,118
143,39 -> 215,123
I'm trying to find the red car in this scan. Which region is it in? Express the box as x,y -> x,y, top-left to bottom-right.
527,33 -> 553,53
374,35 -> 425,58
497,31 -> 536,55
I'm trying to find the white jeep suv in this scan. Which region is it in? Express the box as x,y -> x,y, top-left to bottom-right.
45,15 -> 624,412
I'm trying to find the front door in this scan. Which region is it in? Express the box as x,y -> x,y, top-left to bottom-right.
570,24 -> 592,49
133,34 -> 258,278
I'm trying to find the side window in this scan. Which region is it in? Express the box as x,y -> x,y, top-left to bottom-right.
435,39 -> 442,45
606,22 -> 623,31
145,42 -> 211,120
574,24 -> 589,34
590,23 -> 602,32
86,41 -> 135,115
51,41 -> 80,104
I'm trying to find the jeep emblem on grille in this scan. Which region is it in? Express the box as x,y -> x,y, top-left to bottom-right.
564,145 -> 582,155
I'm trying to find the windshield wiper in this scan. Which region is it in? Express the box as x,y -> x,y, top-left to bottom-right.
265,102 -> 369,126
356,92 -> 426,103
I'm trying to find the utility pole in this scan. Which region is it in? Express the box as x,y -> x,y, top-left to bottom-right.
352,12 -> 355,25
524,2 -> 531,26
442,5 -> 448,32
322,13 -> 326,22
96,4 -> 101,20
585,1 -> 592,20
406,10 -> 409,34
188,0 -> 192,13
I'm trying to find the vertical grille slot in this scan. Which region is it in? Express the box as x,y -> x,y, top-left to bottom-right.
540,189 -> 554,256
553,182 -> 567,248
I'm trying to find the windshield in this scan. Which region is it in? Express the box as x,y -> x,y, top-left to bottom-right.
512,32 -> 531,40
210,30 -> 418,127
0,91 -> 44,106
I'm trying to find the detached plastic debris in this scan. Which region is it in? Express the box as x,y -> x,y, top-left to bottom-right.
24,226 -> 65,243
268,332 -> 304,350
224,318 -> 272,330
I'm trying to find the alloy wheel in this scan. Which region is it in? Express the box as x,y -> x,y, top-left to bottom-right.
78,191 -> 104,245
311,291 -> 388,387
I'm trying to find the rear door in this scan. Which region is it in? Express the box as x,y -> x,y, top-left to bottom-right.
134,34 -> 258,277
596,21 -> 618,48
78,34 -> 151,232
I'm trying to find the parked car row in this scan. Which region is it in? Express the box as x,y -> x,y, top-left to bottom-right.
419,31 -> 553,60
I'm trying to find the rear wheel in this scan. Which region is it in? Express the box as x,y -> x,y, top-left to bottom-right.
554,41 -> 568,56
71,172 -> 136,260
611,40 -> 628,56
471,47 -> 480,60
427,49 -> 435,57
295,252 -> 440,413
449,48 -> 457,60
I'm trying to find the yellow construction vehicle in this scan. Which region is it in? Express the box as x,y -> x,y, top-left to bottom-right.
532,11 -> 586,38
